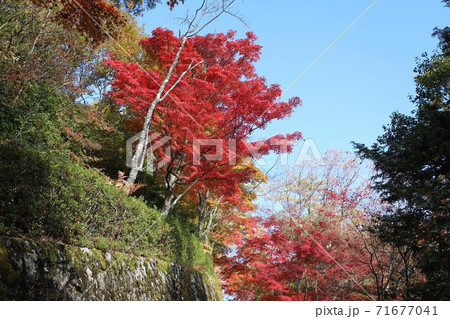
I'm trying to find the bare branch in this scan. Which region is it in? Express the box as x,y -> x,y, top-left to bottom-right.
224,9 -> 248,27
184,0 -> 237,37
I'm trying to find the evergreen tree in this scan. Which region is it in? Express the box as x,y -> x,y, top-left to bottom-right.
354,5 -> 450,299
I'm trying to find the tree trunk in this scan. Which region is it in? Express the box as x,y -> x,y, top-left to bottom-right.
161,173 -> 178,215
126,37 -> 188,185
197,189 -> 210,236
162,189 -> 174,216
127,126 -> 149,184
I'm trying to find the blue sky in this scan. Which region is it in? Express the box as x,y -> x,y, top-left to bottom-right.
138,0 -> 449,167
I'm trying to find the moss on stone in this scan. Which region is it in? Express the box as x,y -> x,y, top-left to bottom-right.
0,236 -> 223,300
125,255 -> 139,270
158,260 -> 170,273
0,246 -> 19,286
68,247 -> 85,272
40,241 -> 59,264
92,249 -> 107,271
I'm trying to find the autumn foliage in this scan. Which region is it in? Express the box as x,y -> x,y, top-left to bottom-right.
218,152 -> 419,301
31,0 -> 185,45
3,0 -> 445,302
106,28 -> 302,213
219,213 -> 371,301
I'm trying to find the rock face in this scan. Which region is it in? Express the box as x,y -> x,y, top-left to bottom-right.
0,237 -> 222,301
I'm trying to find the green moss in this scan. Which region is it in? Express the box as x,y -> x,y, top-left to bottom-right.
92,249 -> 107,271
154,291 -> 163,300
0,246 -> 19,286
40,241 -> 60,264
126,255 -> 139,271
158,260 -> 170,273
210,274 -> 224,300
0,236 -> 222,300
68,246 -> 87,273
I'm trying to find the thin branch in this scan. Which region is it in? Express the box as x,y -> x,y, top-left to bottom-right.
161,59 -> 204,101
185,0 -> 237,37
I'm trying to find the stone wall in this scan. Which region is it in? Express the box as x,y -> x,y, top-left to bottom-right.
0,237 -> 222,300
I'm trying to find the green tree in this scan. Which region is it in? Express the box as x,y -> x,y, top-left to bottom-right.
354,12 -> 450,299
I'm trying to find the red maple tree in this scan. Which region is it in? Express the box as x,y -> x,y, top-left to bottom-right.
106,28 -> 302,214
219,211 -> 376,301
218,151 -> 419,301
